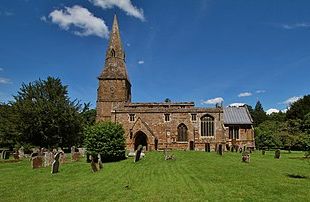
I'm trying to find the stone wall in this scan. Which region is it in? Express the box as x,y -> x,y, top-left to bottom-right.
112,104 -> 226,151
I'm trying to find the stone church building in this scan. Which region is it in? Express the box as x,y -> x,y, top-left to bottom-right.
96,15 -> 255,152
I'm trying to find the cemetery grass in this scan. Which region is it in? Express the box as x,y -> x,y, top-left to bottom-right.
1,151 -> 309,202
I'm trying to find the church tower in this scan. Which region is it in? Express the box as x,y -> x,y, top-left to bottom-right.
96,15 -> 131,121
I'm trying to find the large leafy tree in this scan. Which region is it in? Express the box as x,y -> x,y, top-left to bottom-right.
13,77 -> 83,148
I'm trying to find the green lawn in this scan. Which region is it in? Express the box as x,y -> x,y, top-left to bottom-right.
1,151 -> 309,201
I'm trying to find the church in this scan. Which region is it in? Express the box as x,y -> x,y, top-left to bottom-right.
96,15 -> 255,152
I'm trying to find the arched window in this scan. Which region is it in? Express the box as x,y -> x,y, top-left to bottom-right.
110,49 -> 116,57
177,123 -> 188,141
201,115 -> 214,136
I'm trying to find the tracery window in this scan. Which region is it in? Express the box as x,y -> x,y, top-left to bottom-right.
201,115 -> 214,136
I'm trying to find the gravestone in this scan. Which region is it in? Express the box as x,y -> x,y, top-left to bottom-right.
1,149 -> 10,160
18,147 -> 24,158
72,152 -> 80,161
59,150 -> 66,164
239,148 -> 243,153
127,149 -> 135,157
13,151 -> 19,160
51,152 -> 61,174
134,145 -> 143,162
262,149 -> 266,155
43,151 -> 54,167
218,144 -> 223,156
274,149 -> 280,159
90,154 -> 103,172
31,156 -> 43,169
230,146 -> 234,152
242,151 -> 250,163
86,153 -> 92,163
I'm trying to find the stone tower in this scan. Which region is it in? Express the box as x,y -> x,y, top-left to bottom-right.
96,15 -> 131,121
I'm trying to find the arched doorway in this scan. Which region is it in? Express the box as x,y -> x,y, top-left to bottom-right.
134,131 -> 148,151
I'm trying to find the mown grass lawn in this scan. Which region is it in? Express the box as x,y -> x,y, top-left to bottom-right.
1,151 -> 309,201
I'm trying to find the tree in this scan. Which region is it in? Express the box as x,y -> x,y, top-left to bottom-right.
286,95 -> 310,120
80,102 -> 96,126
252,101 -> 267,126
84,121 -> 126,162
12,77 -> 83,148
0,103 -> 19,148
255,120 -> 282,149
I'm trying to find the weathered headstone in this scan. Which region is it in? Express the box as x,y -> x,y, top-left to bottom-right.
239,148 -> 243,153
274,149 -> 280,159
13,151 -> 19,160
134,145 -> 143,162
242,151 -> 250,163
51,152 -> 61,174
43,151 -> 54,167
1,149 -> 10,160
86,152 -> 92,163
31,156 -> 43,169
72,152 -> 80,161
90,154 -> 103,172
218,144 -> 223,155
60,152 -> 66,164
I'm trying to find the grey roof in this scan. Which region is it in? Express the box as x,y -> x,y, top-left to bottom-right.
224,107 -> 253,125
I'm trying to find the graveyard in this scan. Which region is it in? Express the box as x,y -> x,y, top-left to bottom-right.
1,150 -> 309,201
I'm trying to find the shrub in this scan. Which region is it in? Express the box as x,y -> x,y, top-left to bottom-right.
84,121 -> 126,162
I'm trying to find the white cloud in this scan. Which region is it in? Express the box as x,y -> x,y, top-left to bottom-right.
256,90 -> 266,94
266,108 -> 279,115
137,60 -> 144,64
281,109 -> 288,113
228,103 -> 245,107
283,96 -> 302,105
0,77 -> 11,84
90,0 -> 145,21
40,16 -> 47,22
48,5 -> 109,38
0,68 -> 3,71
238,92 -> 252,97
126,43 -> 131,47
202,97 -> 224,105
282,22 -> 310,30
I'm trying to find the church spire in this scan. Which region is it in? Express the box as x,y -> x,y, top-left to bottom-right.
99,14 -> 130,81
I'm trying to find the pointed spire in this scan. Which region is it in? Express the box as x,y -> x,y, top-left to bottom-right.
99,14 -> 130,82
106,14 -> 124,59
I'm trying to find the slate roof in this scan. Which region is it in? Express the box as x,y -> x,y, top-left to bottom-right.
224,106 -> 253,124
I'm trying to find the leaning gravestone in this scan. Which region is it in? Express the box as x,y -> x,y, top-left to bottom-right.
51,152 -> 61,174
31,156 -> 43,169
134,145 -> 143,162
274,149 -> 280,159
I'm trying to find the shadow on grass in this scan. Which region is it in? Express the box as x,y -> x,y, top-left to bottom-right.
286,174 -> 308,179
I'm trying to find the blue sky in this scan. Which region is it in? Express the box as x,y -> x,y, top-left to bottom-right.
0,0 -> 309,114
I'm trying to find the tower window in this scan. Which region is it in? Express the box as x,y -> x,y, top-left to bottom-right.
191,114 -> 197,122
129,114 -> 135,122
164,114 -> 170,122
110,49 -> 116,57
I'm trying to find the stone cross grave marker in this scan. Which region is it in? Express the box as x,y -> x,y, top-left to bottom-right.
134,145 -> 143,162
51,152 -> 61,174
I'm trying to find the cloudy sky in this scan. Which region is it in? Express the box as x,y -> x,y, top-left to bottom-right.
0,0 -> 309,114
